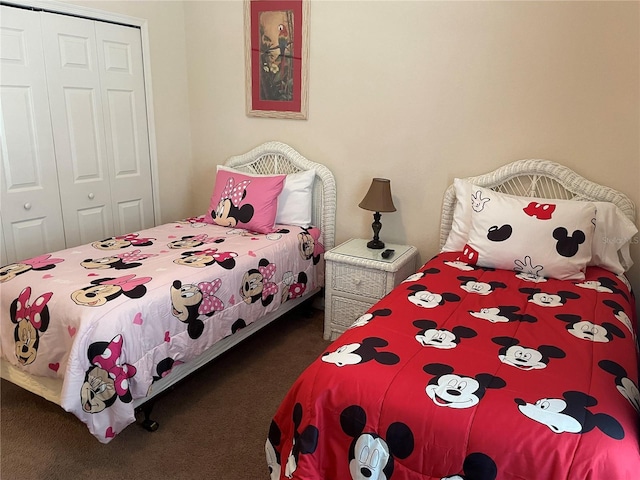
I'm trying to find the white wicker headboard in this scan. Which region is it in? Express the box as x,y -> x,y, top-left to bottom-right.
224,141 -> 336,250
440,159 -> 637,249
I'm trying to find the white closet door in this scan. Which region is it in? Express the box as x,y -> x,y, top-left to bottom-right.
0,214 -> 7,266
0,6 -> 66,263
41,12 -> 114,248
95,21 -> 154,236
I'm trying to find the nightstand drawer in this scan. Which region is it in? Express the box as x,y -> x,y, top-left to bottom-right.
330,263 -> 386,298
330,296 -> 376,329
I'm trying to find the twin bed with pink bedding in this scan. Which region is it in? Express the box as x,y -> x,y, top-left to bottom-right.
0,142 -> 336,443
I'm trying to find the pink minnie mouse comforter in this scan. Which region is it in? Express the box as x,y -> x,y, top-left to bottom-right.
267,251 -> 640,480
0,218 -> 324,443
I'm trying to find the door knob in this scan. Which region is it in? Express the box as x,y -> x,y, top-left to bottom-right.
23,202 -> 31,210
88,193 -> 95,200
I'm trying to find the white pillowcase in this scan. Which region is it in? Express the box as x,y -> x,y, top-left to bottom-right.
443,178 -> 637,274
276,169 -> 316,227
463,185 -> 596,280
441,178 -> 473,252
591,202 -> 637,274
216,166 -> 315,227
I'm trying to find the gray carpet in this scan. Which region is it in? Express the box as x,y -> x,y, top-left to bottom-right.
1,306 -> 329,480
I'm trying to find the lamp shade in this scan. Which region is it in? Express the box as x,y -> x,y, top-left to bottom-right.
358,178 -> 396,213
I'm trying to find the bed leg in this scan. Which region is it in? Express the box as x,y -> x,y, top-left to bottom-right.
139,402 -> 160,432
301,298 -> 315,318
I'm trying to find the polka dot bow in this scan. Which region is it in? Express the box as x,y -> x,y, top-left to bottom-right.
91,334 -> 137,397
117,249 -> 155,264
197,279 -> 224,315
288,282 -> 306,299
220,178 -> 251,207
14,287 -> 53,330
259,263 -> 278,299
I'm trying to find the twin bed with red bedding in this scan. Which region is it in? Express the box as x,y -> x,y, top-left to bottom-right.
267,159 -> 640,479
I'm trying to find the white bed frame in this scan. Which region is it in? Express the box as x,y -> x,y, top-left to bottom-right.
440,158 -> 636,249
0,141 -> 336,429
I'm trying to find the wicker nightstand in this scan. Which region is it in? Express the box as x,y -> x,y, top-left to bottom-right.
323,238 -> 419,340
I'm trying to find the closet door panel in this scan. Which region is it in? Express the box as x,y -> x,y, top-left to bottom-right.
96,22 -> 154,235
0,6 -> 66,262
0,215 -> 7,266
76,205 -> 110,244
41,12 -> 114,248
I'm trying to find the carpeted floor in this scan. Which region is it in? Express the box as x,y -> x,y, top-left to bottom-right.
0,306 -> 330,480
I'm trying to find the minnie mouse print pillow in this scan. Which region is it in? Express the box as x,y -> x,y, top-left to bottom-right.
205,168 -> 285,234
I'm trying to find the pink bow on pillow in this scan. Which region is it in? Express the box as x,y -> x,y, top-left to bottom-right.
220,178 -> 251,207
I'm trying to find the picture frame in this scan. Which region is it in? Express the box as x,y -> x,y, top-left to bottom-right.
244,0 -> 309,119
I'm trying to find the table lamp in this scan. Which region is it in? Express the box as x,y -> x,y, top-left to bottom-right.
358,178 -> 396,249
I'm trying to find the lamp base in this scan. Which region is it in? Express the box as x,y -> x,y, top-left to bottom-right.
367,239 -> 385,249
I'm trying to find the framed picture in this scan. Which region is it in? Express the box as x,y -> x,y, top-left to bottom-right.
244,0 -> 309,119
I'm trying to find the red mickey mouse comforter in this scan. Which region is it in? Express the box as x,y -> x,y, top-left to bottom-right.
0,217 -> 324,443
268,252 -> 640,480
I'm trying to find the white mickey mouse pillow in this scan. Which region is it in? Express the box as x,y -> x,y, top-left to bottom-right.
460,185 -> 596,280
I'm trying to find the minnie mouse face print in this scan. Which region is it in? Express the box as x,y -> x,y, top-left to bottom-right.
70,275 -> 151,307
211,178 -> 254,227
170,279 -> 224,339
0,254 -> 63,283
80,335 -> 136,414
81,250 -> 157,271
10,287 -> 52,365
173,249 -> 237,269
298,227 -> 324,265
240,258 -> 278,307
91,233 -> 155,250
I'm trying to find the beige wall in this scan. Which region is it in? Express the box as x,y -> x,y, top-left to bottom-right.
184,0 -> 639,298
68,1 -> 639,304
